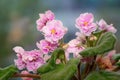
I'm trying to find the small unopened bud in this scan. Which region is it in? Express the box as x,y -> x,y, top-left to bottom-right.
62,44 -> 68,49
89,35 -> 97,41
56,59 -> 61,64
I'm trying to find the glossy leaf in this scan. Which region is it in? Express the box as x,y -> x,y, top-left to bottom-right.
112,53 -> 120,61
37,48 -> 65,74
80,32 -> 116,57
85,71 -> 120,80
41,58 -> 80,80
0,65 -> 18,80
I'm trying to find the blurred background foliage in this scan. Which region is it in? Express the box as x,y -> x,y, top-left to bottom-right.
0,0 -> 120,68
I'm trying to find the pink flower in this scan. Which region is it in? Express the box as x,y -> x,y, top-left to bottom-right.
21,70 -> 33,80
13,46 -> 45,73
26,58 -> 44,72
36,39 -> 58,54
43,54 -> 51,61
97,19 -> 107,30
106,50 -> 116,64
14,58 -> 26,70
42,20 -> 68,43
13,46 -> 26,70
76,13 -> 97,36
98,19 -> 117,33
65,39 -> 85,60
107,50 -> 116,59
45,10 -> 55,20
13,46 -> 25,54
36,10 -> 55,31
75,32 -> 86,44
106,24 -> 117,33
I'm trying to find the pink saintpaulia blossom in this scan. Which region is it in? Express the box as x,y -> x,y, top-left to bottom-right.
21,70 -> 33,80
36,39 -> 58,54
43,54 -> 51,61
42,20 -> 68,43
98,19 -> 117,33
107,50 -> 116,60
106,24 -> 117,33
65,39 -> 85,60
36,10 -> 55,31
75,32 -> 86,44
13,46 -> 26,70
14,58 -> 26,70
76,13 -> 97,36
13,46 -> 45,73
13,46 -> 25,54
45,10 -> 55,20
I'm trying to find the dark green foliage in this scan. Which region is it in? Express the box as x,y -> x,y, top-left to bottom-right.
41,58 -> 79,80
85,71 -> 120,80
38,48 -> 80,80
37,48 -> 65,74
0,65 -> 18,80
80,32 -> 116,57
112,53 -> 120,61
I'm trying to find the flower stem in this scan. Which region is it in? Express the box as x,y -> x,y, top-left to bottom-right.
78,62 -> 81,80
82,63 -> 90,79
12,73 -> 40,79
90,56 -> 97,72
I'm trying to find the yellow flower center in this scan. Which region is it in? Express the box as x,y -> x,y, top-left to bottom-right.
51,29 -> 56,34
83,22 -> 88,26
46,46 -> 50,49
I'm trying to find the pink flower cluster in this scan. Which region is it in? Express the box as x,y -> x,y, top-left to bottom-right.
65,12 -> 117,60
13,11 -> 117,73
13,46 -> 45,73
36,10 -> 67,54
75,13 -> 117,36
14,10 -> 68,72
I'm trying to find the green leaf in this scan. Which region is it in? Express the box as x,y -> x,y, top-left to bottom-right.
92,31 -> 103,46
112,53 -> 120,61
37,48 -> 65,74
80,32 -> 116,57
85,71 -> 120,80
0,65 -> 18,80
112,53 -> 120,66
41,58 -> 80,80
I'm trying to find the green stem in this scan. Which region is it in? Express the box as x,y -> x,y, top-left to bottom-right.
88,56 -> 97,73
82,31 -> 104,78
86,36 -> 90,47
64,53 -> 67,64
82,63 -> 90,79
78,62 -> 81,80
84,63 -> 92,78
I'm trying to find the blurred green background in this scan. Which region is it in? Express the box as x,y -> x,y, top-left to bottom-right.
0,0 -> 120,69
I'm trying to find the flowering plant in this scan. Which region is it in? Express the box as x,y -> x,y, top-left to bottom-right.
1,10 -> 120,80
